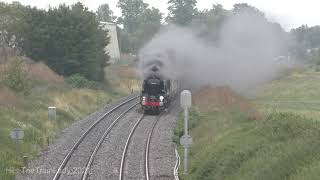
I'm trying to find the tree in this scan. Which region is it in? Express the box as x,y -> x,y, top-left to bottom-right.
117,0 -> 162,53
232,3 -> 264,17
190,4 -> 229,42
0,57 -> 30,93
23,3 -> 109,81
290,25 -> 320,59
0,2 -> 30,61
137,7 -> 162,44
117,0 -> 148,34
166,0 -> 197,26
96,3 -> 116,22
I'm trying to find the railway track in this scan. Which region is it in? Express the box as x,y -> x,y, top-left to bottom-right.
16,94 -> 179,180
118,114 -> 162,180
145,114 -> 161,180
52,95 -> 140,180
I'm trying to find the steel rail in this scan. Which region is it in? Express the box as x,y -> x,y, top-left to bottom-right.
52,95 -> 139,180
118,114 -> 145,180
174,147 -> 181,180
145,115 -> 161,180
81,103 -> 139,180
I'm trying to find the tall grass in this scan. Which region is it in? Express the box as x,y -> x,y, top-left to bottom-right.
0,58 -> 132,180
256,67 -> 320,120
177,109 -> 320,180
0,86 -> 121,180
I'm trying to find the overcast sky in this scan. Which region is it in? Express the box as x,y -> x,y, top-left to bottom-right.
2,0 -> 319,30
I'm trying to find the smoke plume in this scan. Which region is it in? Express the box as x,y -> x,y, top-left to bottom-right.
138,12 -> 291,94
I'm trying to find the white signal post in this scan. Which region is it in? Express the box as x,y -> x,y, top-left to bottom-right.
180,90 -> 192,175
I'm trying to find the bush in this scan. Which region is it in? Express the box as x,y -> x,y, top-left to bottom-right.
173,107 -> 201,143
66,74 -> 102,89
66,74 -> 90,88
0,57 -> 30,94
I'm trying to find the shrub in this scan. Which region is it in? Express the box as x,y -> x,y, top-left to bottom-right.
66,74 -> 102,89
66,74 -> 90,88
0,57 -> 30,94
173,107 -> 201,143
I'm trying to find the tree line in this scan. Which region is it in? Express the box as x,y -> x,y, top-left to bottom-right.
0,2 -> 108,81
1,0 -> 320,83
290,25 -> 320,64
100,0 -> 320,64
100,1 -> 283,53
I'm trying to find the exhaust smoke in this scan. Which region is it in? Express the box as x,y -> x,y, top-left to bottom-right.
138,12 -> 291,94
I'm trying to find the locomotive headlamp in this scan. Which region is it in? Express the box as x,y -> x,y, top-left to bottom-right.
142,96 -> 146,105
159,96 -> 164,101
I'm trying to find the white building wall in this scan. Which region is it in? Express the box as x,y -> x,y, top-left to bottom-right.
100,22 -> 120,64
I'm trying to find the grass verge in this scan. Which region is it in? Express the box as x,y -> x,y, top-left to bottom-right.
176,67 -> 320,179
256,67 -> 320,120
175,108 -> 320,180
0,85 -> 123,180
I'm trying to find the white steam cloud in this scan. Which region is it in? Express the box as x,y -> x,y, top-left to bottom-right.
138,12 -> 292,94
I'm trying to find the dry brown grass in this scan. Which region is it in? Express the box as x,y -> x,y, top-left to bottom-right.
105,65 -> 140,80
193,86 -> 260,118
1,58 -> 64,84
0,87 -> 17,106
26,62 -> 64,83
105,65 -> 141,92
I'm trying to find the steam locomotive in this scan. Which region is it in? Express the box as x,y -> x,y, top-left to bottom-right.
140,76 -> 179,114
139,50 -> 180,114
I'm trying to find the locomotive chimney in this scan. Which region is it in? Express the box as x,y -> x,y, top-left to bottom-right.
151,65 -> 159,72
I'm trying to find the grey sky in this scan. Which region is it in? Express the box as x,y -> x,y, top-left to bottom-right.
2,0 -> 319,30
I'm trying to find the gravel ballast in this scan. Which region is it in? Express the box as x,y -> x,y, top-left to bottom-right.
149,101 -> 180,180
16,95 -> 139,180
16,96 -> 181,180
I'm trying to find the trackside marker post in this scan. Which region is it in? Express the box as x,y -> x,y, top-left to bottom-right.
10,128 -> 24,160
180,90 -> 192,175
48,107 -> 56,120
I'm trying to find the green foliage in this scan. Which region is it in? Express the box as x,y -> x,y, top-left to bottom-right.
28,3 -> 109,81
0,85 -> 116,179
166,0 -> 197,26
256,68 -> 320,120
115,0 -> 286,54
310,49 -> 320,65
191,4 -> 229,41
117,0 -> 149,34
0,57 -> 30,94
66,74 -> 99,89
177,109 -> 320,180
173,107 -> 201,143
96,3 -> 117,22
177,68 -> 320,180
116,0 -> 162,53
232,3 -> 265,16
290,25 -> 320,60
1,2 -> 109,81
0,1 -> 29,55
66,74 -> 90,88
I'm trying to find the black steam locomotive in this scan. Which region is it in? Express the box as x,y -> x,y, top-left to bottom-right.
140,76 -> 179,114
139,52 -> 179,114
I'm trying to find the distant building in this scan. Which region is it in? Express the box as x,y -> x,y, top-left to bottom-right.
100,22 -> 120,64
